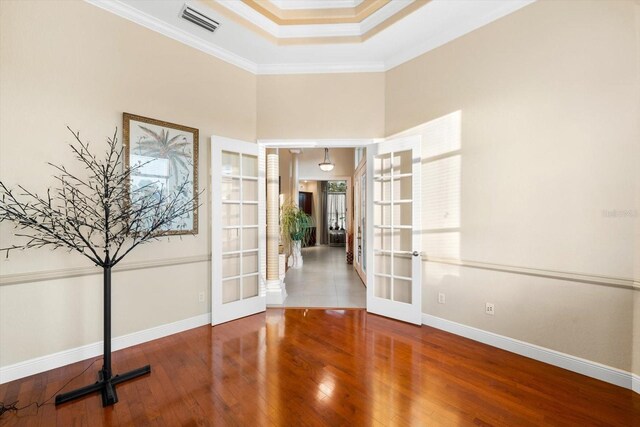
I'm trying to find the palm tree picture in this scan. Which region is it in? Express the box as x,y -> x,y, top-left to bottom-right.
124,113 -> 200,234
135,125 -> 193,189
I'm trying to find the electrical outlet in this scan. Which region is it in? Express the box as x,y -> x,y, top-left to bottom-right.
485,302 -> 495,315
438,292 -> 446,304
198,292 -> 205,303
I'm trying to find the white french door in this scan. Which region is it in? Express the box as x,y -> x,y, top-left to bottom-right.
211,136 -> 265,325
366,136 -> 422,325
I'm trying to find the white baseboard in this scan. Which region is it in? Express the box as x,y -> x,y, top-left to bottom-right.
266,279 -> 287,305
0,313 -> 211,384
422,314 -> 637,393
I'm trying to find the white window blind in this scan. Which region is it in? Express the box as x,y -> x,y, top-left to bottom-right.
420,111 -> 461,259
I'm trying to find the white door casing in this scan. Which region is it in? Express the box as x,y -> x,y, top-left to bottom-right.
211,136 -> 266,325
366,136 -> 422,324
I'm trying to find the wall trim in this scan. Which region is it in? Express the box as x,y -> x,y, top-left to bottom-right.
0,313 -> 211,384
0,254 -> 211,286
384,0 -> 535,71
425,256 -> 640,292
257,62 -> 385,75
83,0 -> 533,75
84,0 -> 258,74
422,314 -> 637,393
257,138 -> 377,148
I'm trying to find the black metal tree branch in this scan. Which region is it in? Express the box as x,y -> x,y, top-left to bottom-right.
0,127 -> 200,407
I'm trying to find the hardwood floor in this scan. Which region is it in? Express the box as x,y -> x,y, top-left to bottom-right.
1,309 -> 638,426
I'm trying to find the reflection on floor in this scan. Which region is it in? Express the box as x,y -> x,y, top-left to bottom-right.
282,245 -> 366,308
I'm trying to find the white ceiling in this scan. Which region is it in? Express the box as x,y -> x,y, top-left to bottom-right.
86,0 -> 534,75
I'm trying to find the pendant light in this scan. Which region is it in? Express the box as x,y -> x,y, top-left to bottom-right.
318,148 -> 335,172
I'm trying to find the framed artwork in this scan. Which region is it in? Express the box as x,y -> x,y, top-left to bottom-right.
123,112 -> 199,235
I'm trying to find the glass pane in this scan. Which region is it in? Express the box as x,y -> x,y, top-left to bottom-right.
222,177 -> 240,201
222,253 -> 240,278
392,203 -> 412,226
243,274 -> 259,299
374,153 -> 391,177
242,154 -> 258,177
375,252 -> 391,275
374,204 -> 390,226
243,228 -> 258,250
243,204 -> 258,226
393,175 -> 412,201
222,151 -> 240,176
373,228 -> 391,251
393,254 -> 412,278
375,275 -> 391,300
222,228 -> 240,252
243,252 -> 258,274
392,229 -> 412,252
223,278 -> 240,304
374,179 -> 391,202
222,203 -> 240,226
393,278 -> 412,304
243,180 -> 258,202
392,150 -> 412,175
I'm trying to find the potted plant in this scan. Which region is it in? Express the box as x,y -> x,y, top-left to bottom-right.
280,199 -> 313,269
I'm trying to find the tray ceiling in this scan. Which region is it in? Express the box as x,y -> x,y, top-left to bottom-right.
87,0 -> 535,74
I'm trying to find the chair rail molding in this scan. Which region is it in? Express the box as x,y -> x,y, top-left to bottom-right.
424,256 -> 639,291
0,254 -> 211,286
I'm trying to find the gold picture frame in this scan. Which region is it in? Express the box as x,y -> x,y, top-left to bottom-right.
123,112 -> 199,235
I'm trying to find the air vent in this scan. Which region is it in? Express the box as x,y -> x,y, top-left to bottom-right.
181,5 -> 220,33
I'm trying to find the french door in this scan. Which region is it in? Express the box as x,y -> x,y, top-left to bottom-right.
366,136 -> 422,325
211,136 -> 266,325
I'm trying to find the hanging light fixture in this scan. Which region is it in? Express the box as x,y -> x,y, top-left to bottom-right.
318,148 -> 335,172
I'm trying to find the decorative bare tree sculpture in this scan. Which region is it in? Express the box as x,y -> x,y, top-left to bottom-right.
0,127 -> 199,407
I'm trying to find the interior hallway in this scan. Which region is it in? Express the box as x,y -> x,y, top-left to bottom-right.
282,246 -> 366,308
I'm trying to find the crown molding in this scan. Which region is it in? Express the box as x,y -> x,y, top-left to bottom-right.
84,0 -> 535,76
217,0 -> 414,38
257,61 -> 385,75
85,0 -> 258,73
385,0 -> 536,71
270,0 -> 365,10
258,138 -> 377,148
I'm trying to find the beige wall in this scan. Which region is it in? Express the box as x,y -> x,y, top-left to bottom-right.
257,73 -> 385,139
0,0 -> 256,366
386,0 -> 640,371
278,148 -> 355,198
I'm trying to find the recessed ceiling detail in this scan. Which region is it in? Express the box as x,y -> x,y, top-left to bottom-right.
86,0 -> 535,75
270,0 -> 365,10
243,0 -> 390,25
212,0 -> 424,41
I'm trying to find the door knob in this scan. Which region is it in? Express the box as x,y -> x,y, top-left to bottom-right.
412,251 -> 419,257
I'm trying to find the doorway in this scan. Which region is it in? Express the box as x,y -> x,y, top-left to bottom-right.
216,137 -> 423,324
277,150 -> 362,307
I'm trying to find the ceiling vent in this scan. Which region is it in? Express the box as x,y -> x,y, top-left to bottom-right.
181,4 -> 220,33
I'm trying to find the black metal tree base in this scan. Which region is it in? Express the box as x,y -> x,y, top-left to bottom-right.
54,266 -> 151,408
55,365 -> 151,407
